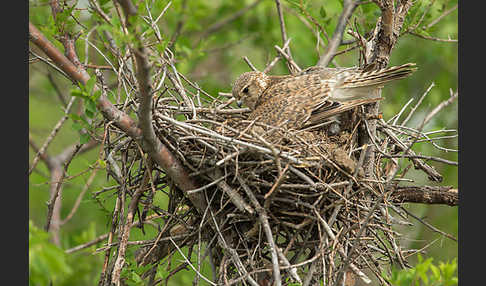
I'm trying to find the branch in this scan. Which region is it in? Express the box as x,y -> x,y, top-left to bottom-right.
317,0 -> 359,67
29,96 -> 77,175
275,0 -> 297,74
390,186 -> 458,206
29,21 -> 206,214
45,144 -> 83,233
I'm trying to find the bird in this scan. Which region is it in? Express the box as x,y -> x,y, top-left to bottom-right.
231,63 -> 417,133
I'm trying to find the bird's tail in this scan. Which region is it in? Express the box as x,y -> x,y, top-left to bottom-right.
332,63 -> 417,101
338,63 -> 417,88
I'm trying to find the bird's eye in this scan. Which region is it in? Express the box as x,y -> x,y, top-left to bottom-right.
242,87 -> 249,94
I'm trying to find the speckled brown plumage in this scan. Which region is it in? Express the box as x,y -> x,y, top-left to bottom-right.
232,63 -> 417,131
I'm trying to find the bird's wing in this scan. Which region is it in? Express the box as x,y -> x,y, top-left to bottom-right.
305,98 -> 383,128
250,74 -> 328,129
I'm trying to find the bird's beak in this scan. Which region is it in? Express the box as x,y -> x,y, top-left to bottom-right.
236,100 -> 243,108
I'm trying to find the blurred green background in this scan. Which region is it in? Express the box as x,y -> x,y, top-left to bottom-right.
29,0 -> 457,285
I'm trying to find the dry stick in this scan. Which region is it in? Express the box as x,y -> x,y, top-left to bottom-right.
420,89 -> 458,129
207,168 -> 254,214
274,45 -> 302,73
60,168 -> 98,225
401,82 -> 435,126
45,144 -> 83,232
276,247 -> 302,284
99,195 -> 121,283
328,145 -> 369,227
243,56 -> 258,71
388,154 -> 457,166
165,50 -> 196,117
313,209 -> 371,284
237,177 -> 282,286
264,164 -> 289,201
337,84 -> 456,286
408,32 -> 457,43
424,3 -> 458,30
274,0 -> 296,75
65,214 -> 163,254
157,113 -> 304,165
207,204 -> 260,286
317,0 -> 359,67
29,49 -> 72,82
401,208 -> 457,242
111,159 -> 153,285
29,96 -> 77,175
169,238 -> 217,285
263,38 -> 291,74
391,97 -> 414,126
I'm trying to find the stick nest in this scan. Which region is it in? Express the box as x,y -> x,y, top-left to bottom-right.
105,87 -> 454,285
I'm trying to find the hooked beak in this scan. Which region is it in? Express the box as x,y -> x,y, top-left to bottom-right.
236,100 -> 243,108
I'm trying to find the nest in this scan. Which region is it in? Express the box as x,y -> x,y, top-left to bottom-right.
102,82 -> 454,285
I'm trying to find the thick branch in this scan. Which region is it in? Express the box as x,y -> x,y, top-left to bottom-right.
390,186 -> 458,206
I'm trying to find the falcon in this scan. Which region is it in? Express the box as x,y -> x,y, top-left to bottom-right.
232,63 -> 417,131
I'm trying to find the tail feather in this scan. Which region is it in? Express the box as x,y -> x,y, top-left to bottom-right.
338,63 -> 417,88
331,63 -> 417,101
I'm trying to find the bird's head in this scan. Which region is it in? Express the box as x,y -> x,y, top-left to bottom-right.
232,71 -> 269,110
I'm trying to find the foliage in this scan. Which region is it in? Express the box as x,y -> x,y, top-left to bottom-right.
383,254 -> 458,286
29,220 -> 72,285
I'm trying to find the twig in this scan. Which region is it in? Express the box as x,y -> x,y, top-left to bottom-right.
237,177 -> 282,286
317,0 -> 359,67
243,56 -> 258,71
274,45 -> 302,73
409,31 -> 457,43
424,4 -> 458,30
156,113 -> 305,165
29,96 -> 77,175
401,208 -> 457,242
263,38 -> 291,74
60,168 -> 99,225
401,82 -> 435,126
420,89 -> 458,129
45,144 -> 83,232
274,0 -> 296,74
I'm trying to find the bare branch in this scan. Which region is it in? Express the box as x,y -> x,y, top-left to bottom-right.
317,0 -> 359,67
29,96 -> 77,175
390,186 -> 458,206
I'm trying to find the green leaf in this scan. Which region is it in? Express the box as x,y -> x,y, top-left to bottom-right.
98,159 -> 107,169
72,121 -> 83,132
93,89 -> 102,100
29,221 -> 73,285
85,76 -> 97,94
319,6 -> 327,18
71,88 -> 88,99
85,98 -> 97,118
80,133 -> 91,144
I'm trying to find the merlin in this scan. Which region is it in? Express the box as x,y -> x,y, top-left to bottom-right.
232,63 -> 417,132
